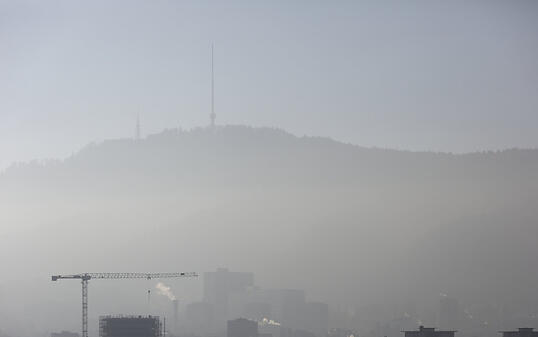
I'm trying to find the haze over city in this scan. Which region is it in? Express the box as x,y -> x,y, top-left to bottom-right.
1,2 -> 538,337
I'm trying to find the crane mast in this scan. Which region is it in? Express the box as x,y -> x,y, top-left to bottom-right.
52,272 -> 198,337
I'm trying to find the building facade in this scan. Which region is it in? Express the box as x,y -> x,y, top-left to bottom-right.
99,315 -> 162,337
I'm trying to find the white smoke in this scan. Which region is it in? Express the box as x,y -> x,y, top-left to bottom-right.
259,318 -> 281,327
155,282 -> 176,301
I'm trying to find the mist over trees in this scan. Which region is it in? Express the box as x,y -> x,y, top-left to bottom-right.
1,125 -> 537,337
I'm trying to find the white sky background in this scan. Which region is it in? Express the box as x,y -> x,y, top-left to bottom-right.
1,0 -> 538,169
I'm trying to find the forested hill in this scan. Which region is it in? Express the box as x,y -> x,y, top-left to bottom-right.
2,125 -> 537,191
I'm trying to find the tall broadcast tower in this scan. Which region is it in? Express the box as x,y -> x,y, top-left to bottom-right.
210,44 -> 216,128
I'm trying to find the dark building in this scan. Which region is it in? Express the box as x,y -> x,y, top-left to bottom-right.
501,328 -> 538,337
403,326 -> 456,337
227,318 -> 258,337
99,315 -> 162,337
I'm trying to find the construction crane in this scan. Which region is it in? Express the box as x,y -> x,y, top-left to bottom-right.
52,272 -> 198,337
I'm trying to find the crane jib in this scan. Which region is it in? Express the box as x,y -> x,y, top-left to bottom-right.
52,272 -> 197,281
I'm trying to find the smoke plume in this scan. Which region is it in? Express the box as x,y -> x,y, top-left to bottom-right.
155,282 -> 176,301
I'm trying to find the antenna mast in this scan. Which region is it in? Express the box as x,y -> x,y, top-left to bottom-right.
210,44 -> 216,128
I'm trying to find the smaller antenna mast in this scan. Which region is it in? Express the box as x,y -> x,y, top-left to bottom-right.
136,113 -> 141,140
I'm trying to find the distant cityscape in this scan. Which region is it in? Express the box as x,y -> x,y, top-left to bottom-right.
48,268 -> 538,337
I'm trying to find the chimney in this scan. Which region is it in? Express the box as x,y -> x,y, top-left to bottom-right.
173,299 -> 179,334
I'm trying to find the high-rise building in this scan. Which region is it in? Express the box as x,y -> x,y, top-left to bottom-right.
99,315 -> 161,337
227,318 -> 258,337
204,268 -> 254,319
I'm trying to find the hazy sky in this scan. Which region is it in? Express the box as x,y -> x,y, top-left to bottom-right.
1,0 -> 538,169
